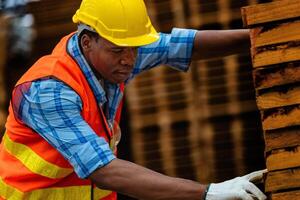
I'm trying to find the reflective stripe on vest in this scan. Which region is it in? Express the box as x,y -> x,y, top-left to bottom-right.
3,133 -> 73,179
0,177 -> 112,200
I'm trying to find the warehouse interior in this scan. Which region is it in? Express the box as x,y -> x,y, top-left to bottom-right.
0,0 -> 276,199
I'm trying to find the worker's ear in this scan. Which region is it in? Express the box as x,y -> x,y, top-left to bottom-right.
80,34 -> 92,51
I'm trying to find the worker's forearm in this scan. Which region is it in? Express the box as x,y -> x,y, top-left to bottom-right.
192,29 -> 250,60
89,158 -> 206,200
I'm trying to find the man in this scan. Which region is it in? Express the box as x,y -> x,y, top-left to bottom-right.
0,0 -> 267,199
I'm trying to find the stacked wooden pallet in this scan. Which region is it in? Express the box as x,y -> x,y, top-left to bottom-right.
0,15 -> 8,140
242,0 -> 300,198
27,0 -> 80,59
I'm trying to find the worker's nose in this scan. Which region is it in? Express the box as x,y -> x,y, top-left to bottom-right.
120,48 -> 136,67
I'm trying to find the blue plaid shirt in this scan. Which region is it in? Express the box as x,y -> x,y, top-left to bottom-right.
13,28 -> 197,178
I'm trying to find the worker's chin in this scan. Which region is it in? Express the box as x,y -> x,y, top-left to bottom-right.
111,73 -> 130,83
109,77 -> 127,84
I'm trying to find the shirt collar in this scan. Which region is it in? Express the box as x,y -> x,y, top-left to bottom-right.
67,33 -> 107,107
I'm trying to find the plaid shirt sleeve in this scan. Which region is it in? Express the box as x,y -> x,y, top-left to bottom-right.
127,28 -> 197,82
12,78 -> 115,178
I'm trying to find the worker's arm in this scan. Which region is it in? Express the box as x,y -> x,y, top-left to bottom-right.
192,29 -> 250,60
89,158 -> 267,200
90,158 -> 206,200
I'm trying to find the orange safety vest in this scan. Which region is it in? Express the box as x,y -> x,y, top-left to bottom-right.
0,33 -> 124,200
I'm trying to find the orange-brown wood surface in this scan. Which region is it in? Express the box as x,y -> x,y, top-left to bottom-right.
253,63 -> 300,89
250,20 -> 300,48
241,0 -> 300,27
257,86 -> 300,110
265,127 -> 300,152
252,45 -> 300,68
266,146 -> 300,171
262,105 -> 300,130
265,168 -> 300,192
271,190 -> 300,200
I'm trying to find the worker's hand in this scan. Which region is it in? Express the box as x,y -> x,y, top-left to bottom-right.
205,169 -> 267,200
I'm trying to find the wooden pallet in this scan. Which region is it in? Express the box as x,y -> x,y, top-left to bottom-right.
262,105 -> 300,130
27,0 -> 79,59
242,0 -> 300,197
265,127 -> 300,152
271,190 -> 300,200
266,146 -> 300,171
253,62 -> 300,90
265,168 -> 300,192
241,0 -> 300,27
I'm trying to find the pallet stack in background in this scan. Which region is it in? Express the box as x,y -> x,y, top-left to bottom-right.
0,0 -> 81,141
27,0 -> 80,60
126,0 -> 271,184
0,15 -> 8,139
242,0 -> 300,199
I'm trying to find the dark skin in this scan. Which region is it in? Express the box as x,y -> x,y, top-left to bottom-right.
192,29 -> 250,60
81,33 -> 137,84
80,29 -> 250,200
81,29 -> 250,83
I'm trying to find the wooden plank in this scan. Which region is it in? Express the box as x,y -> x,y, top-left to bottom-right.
265,168 -> 300,192
271,190 -> 300,200
265,127 -> 300,152
253,62 -> 300,89
36,22 -> 77,38
28,0 -> 80,25
257,85 -> 300,110
241,0 -> 300,27
250,20 -> 300,48
252,44 -> 300,68
266,146 -> 300,171
262,105 -> 300,130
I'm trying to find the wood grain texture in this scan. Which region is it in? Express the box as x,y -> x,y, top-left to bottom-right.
266,146 -> 300,171
244,0 -> 300,196
262,105 -> 300,130
241,0 -> 300,27
257,86 -> 300,110
252,45 -> 300,68
253,62 -> 300,89
250,20 -> 300,48
265,127 -> 300,152
271,190 -> 300,200
265,168 -> 300,192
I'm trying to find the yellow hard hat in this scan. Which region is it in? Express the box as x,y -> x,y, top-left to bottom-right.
73,0 -> 159,47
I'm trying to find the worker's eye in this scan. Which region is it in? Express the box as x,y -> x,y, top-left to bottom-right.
111,48 -> 124,53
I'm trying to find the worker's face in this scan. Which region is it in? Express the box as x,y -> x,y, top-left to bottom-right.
81,33 -> 137,84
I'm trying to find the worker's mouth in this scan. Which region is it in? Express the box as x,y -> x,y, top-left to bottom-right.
115,70 -> 131,80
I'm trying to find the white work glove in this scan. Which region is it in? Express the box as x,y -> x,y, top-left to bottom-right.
205,169 -> 267,200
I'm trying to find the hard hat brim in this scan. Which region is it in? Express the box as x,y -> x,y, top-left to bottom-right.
104,26 -> 160,47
